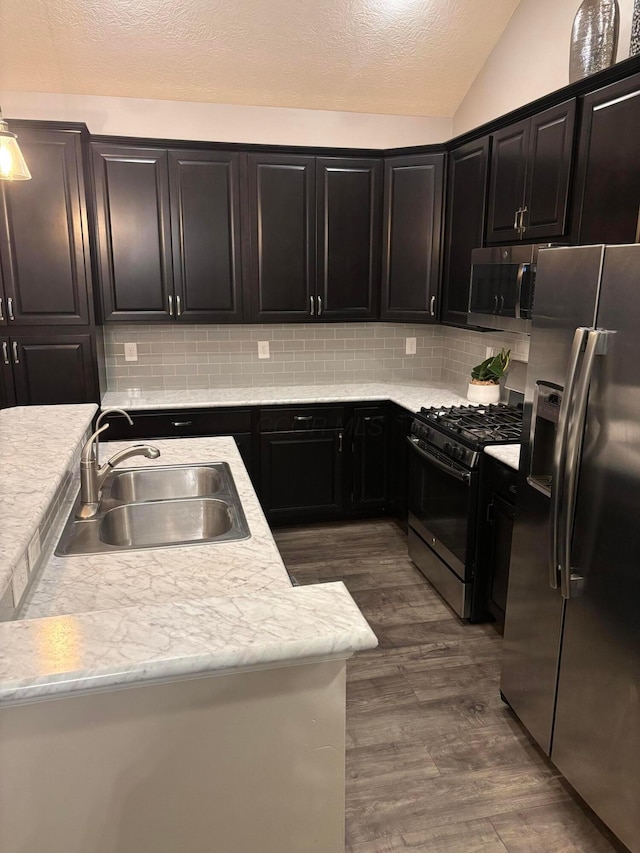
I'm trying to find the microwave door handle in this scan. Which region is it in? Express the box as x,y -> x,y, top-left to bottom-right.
406,437 -> 470,484
549,327 -> 588,589
514,263 -> 527,319
560,329 -> 611,600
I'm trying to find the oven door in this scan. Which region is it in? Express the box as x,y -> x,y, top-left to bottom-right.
407,436 -> 477,618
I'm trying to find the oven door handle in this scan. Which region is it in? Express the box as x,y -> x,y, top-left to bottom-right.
407,437 -> 470,484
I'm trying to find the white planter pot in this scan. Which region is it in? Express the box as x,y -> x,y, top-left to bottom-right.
467,382 -> 501,405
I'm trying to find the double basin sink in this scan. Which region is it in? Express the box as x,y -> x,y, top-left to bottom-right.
56,463 -> 250,556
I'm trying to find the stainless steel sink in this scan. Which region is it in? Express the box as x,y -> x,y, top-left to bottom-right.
108,465 -> 224,503
100,498 -> 234,548
56,462 -> 250,556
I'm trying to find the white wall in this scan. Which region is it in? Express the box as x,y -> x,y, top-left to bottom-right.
453,0 -> 636,136
0,91 -> 451,149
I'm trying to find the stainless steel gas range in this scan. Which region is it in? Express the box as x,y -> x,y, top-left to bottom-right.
407,404 -> 522,621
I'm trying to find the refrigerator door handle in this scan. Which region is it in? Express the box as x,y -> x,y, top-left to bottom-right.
560,328 -> 612,599
549,326 -> 589,589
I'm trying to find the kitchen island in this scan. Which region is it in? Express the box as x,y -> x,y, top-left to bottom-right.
0,404 -> 376,853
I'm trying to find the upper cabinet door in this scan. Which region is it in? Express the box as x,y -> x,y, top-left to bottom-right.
92,144 -> 174,322
10,333 -> 97,405
486,120 -> 529,243
316,158 -> 382,321
168,150 -> 244,323
522,99 -> 576,240
380,154 -> 445,323
0,128 -> 91,325
246,154 -> 316,323
441,137 -> 490,326
573,73 -> 640,245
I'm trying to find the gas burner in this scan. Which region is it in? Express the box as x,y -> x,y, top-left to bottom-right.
417,403 -> 523,449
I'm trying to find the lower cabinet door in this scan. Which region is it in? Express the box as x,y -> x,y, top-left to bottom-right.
0,338 -> 16,409
486,494 -> 515,625
351,407 -> 389,511
11,334 -> 97,405
260,429 -> 344,522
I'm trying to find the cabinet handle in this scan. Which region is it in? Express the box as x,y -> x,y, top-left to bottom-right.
168,295 -> 174,317
317,296 -> 323,316
509,484 -> 517,496
176,295 -> 182,317
493,295 -> 498,313
309,296 -> 315,317
513,208 -> 522,230
338,432 -> 343,452
293,415 -> 313,422
170,420 -> 192,427
12,342 -> 19,364
7,297 -> 14,321
499,295 -> 505,313
2,342 -> 8,365
520,206 -> 528,236
0,298 -> 3,322
429,295 -> 436,317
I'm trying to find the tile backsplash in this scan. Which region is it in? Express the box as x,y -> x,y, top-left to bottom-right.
104,323 -> 445,391
104,323 -> 530,393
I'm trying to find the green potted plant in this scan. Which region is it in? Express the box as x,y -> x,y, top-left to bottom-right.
467,348 -> 511,404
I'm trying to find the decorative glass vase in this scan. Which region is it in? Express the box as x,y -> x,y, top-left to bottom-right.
569,0 -> 619,83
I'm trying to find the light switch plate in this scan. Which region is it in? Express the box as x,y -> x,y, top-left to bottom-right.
258,341 -> 270,359
12,556 -> 29,606
27,530 -> 41,572
405,337 -> 417,356
124,342 -> 138,362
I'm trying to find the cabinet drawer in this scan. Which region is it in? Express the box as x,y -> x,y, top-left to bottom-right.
103,408 -> 252,440
491,458 -> 518,504
258,406 -> 344,432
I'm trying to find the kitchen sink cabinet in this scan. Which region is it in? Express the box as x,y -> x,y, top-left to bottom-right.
350,405 -> 390,512
573,72 -> 640,245
246,155 -> 382,322
486,100 -> 576,243
441,137 -> 490,326
380,153 -> 445,323
7,333 -> 98,406
0,125 -> 93,327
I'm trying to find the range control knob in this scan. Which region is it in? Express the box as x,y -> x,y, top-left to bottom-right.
444,442 -> 452,454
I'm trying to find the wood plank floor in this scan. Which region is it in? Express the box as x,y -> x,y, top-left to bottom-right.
274,519 -> 626,853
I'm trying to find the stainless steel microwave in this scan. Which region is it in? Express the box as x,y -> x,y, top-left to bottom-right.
468,244 -> 557,333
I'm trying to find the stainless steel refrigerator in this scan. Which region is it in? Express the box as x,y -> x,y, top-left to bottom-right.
502,244 -> 640,852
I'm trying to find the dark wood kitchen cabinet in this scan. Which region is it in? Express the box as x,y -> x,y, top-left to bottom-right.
481,458 -> 518,627
0,126 -> 92,326
92,144 -> 174,322
245,154 -> 316,322
168,150 -> 244,322
0,337 -> 16,408
380,153 -> 445,323
573,73 -> 640,245
441,137 -> 490,326
246,154 -> 381,322
8,333 -> 97,405
316,158 -> 382,320
486,99 -> 576,243
350,405 -> 389,511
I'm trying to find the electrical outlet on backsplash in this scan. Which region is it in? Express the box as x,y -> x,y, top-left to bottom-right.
103,323 -> 530,393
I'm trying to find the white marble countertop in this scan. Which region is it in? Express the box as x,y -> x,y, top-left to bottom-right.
1,428 -> 377,706
21,437 -> 291,619
485,444 -> 522,471
102,380 -> 469,414
0,582 -> 374,705
0,404 -> 97,597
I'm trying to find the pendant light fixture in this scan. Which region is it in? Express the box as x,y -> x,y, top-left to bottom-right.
0,108 -> 31,181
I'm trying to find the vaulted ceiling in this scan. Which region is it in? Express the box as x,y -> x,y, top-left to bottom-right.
0,0 -> 520,116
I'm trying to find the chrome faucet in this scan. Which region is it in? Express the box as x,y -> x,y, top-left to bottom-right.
77,411 -> 161,519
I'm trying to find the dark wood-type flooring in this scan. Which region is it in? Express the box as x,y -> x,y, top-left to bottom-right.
274,520 -> 626,853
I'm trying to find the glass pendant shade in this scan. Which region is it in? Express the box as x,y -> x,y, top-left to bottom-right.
0,113 -> 31,181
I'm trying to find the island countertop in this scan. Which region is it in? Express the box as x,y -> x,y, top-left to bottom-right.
0,427 -> 377,707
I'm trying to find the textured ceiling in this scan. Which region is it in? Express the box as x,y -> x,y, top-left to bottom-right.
0,0 -> 521,116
